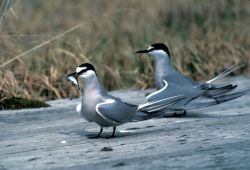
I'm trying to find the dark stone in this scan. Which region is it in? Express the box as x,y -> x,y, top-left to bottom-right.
100,147 -> 113,151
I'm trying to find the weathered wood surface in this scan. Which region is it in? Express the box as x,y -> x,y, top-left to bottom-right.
0,76 -> 250,170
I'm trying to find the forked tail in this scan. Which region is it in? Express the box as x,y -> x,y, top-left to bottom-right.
185,91 -> 245,110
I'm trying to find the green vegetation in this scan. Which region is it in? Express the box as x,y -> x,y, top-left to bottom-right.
0,97 -> 49,110
0,0 -> 249,103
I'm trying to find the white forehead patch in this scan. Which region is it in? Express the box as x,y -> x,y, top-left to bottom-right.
76,66 -> 87,73
147,46 -> 153,51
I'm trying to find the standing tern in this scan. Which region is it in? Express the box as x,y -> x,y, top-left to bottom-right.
67,63 -> 185,137
136,43 -> 245,114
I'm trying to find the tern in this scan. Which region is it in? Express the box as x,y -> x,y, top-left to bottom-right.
136,43 -> 245,114
67,63 -> 185,137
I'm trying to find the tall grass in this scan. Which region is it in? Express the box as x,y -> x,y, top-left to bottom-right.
0,0 -> 249,101
0,0 -> 15,31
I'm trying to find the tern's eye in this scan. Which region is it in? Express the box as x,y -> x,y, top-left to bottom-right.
78,68 -> 88,74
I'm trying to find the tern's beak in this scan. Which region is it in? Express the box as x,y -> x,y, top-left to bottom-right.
67,72 -> 80,90
135,49 -> 149,53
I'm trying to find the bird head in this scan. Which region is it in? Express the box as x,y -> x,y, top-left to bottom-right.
75,63 -> 96,78
67,63 -> 96,89
136,43 -> 171,58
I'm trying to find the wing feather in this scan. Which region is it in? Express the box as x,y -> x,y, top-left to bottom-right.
95,99 -> 136,125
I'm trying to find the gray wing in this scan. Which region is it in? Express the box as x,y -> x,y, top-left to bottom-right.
172,69 -> 198,86
147,80 -> 203,109
95,99 -> 137,124
161,66 -> 198,86
138,95 -> 186,113
160,63 -> 242,89
147,80 -> 202,101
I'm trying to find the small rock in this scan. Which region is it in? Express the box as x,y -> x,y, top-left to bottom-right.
125,127 -> 140,130
112,162 -> 126,167
28,157 -> 41,161
5,144 -> 14,147
146,125 -> 155,128
100,147 -> 113,151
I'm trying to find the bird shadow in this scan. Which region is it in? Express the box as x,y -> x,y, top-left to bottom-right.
175,111 -> 242,118
137,112 -> 224,120
60,111 -> 237,139
164,112 -> 216,118
61,128 -> 142,139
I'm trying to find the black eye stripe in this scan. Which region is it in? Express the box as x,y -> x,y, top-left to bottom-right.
150,43 -> 171,57
78,68 -> 87,74
77,63 -> 96,74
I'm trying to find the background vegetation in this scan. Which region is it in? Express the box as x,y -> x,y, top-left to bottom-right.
0,0 -> 249,101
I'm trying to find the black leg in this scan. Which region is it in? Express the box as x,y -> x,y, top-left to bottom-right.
183,110 -> 187,115
111,127 -> 116,138
96,127 -> 103,138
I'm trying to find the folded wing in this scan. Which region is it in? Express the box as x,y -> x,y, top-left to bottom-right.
95,99 -> 137,125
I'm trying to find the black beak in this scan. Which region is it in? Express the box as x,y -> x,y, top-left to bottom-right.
135,49 -> 149,53
67,72 -> 80,90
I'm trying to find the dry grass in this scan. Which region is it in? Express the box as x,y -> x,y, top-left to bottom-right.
0,0 -> 249,101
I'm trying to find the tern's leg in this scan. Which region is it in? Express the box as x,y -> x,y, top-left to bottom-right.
183,110 -> 187,115
96,127 -> 103,138
111,127 -> 116,138
173,110 -> 187,117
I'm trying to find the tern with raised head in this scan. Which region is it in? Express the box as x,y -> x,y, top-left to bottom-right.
136,43 -> 245,115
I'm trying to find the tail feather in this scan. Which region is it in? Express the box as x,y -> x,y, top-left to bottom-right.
215,91 -> 245,103
185,91 -> 245,110
137,95 -> 185,113
132,111 -> 162,121
205,85 -> 237,97
208,84 -> 233,90
198,83 -> 234,91
206,64 -> 244,84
